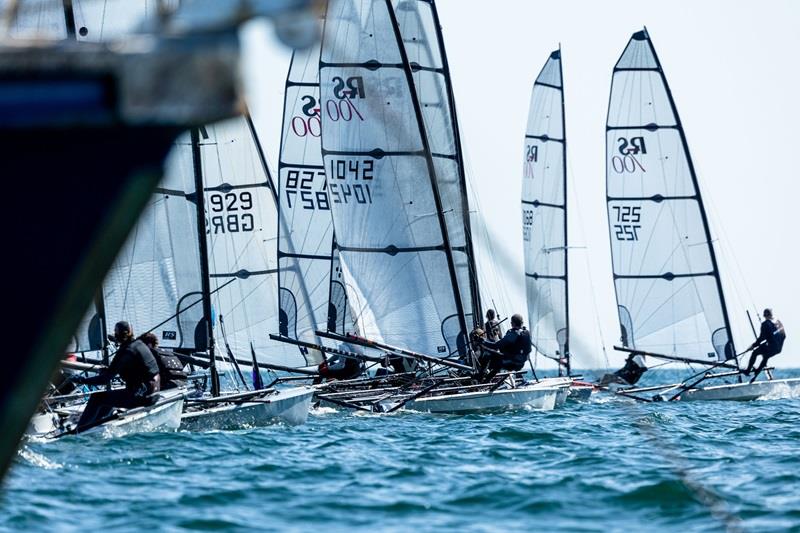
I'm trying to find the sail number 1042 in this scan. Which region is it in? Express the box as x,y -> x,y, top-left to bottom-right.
328,158 -> 373,205
612,205 -> 641,241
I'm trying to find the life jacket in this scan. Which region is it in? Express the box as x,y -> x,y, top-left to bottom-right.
517,329 -> 532,358
152,348 -> 188,389
769,319 -> 786,353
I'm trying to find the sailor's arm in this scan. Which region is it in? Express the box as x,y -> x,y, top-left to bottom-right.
750,322 -> 770,348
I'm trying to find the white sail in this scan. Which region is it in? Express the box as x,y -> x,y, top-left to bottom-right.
7,0 -> 175,40
319,0 -> 469,357
393,0 -> 481,341
606,29 -> 734,363
198,118 -> 318,367
522,50 -> 569,370
103,139 -> 205,350
277,41 -> 338,346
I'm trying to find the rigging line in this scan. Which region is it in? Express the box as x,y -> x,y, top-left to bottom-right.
699,165 -> 758,314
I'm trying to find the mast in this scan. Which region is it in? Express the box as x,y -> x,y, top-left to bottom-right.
93,288 -> 110,388
427,0 -> 482,326
190,127 -> 220,396
387,0 -> 469,343
62,0 -> 77,40
559,46 -> 570,377
642,28 -> 737,361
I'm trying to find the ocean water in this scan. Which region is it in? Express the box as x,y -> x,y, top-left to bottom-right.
3,369 -> 800,532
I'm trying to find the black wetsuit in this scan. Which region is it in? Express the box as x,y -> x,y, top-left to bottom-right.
746,319 -> 786,375
482,327 -> 532,374
316,353 -> 363,382
614,355 -> 647,386
76,339 -> 161,430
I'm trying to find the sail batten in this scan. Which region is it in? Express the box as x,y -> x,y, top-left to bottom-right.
606,29 -> 735,363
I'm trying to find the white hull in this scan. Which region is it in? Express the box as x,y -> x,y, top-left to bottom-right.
567,385 -> 594,401
29,390 -> 185,441
179,387 -> 313,431
676,378 -> 800,402
91,393 -> 184,437
534,377 -> 573,407
405,385 -> 560,414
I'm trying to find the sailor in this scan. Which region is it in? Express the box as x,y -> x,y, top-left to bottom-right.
743,308 -> 786,378
484,309 -> 504,342
611,353 -> 647,386
140,332 -> 189,390
314,352 -> 364,383
71,321 -> 161,431
480,314 -> 531,379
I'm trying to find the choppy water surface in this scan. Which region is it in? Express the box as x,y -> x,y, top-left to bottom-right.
3,369 -> 800,532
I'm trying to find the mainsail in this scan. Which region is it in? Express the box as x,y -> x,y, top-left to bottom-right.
522,50 -> 570,374
606,29 -> 735,363
277,41 -> 341,343
319,0 -> 470,357
197,119 -> 315,367
103,137 -> 205,351
393,0 -> 482,332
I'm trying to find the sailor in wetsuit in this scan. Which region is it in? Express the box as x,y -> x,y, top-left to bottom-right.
72,321 -> 161,431
480,314 -> 532,380
314,352 -> 364,383
743,308 -> 786,379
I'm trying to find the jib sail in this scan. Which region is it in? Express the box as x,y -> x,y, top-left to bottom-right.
606,29 -> 734,363
522,49 -> 570,373
319,0 -> 470,357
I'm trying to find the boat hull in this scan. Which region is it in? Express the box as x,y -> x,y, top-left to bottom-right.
405,385 -> 560,414
676,378 -> 800,402
179,387 -> 313,431
534,377 -> 573,406
91,394 -> 185,437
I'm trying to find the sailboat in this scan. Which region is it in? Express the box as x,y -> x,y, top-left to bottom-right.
522,49 -> 592,400
316,0 -> 564,413
604,29 -> 800,402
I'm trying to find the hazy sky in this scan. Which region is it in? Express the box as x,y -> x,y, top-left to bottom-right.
243,0 -> 800,369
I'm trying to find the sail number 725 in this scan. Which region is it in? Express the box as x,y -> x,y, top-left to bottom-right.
612,205 -> 641,241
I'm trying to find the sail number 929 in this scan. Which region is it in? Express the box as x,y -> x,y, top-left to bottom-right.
208,191 -> 254,233
612,205 -> 641,241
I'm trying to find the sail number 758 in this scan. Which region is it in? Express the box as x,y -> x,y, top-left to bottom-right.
612,205 -> 641,241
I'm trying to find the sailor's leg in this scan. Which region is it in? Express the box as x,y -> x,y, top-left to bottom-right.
76,391 -> 113,430
744,350 -> 760,374
750,351 -> 774,382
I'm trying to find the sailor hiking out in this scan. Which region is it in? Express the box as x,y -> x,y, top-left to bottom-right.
71,321 -> 161,431
744,308 -> 786,379
479,314 -> 532,380
314,352 -> 364,383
